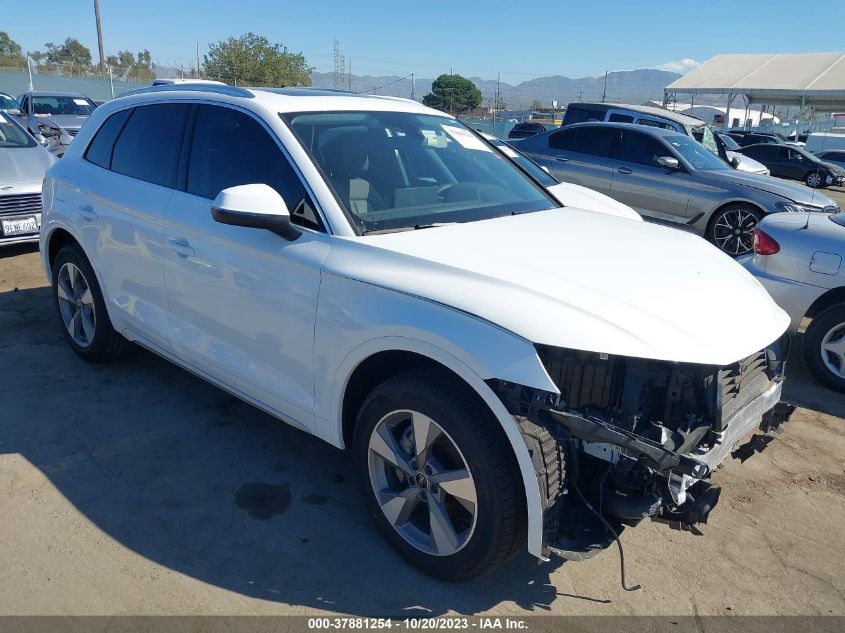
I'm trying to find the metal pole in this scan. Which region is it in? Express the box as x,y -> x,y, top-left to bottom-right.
26,52 -> 34,91
196,42 -> 201,77
93,0 -> 106,75
108,65 -> 114,99
410,73 -> 415,101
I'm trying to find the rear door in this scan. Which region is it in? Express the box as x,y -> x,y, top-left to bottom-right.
546,126 -> 617,196
70,103 -> 190,347
742,145 -> 779,175
163,103 -> 330,430
610,129 -> 691,223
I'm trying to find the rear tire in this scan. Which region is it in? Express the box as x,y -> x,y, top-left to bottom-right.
802,303 -> 845,393
353,368 -> 526,581
707,204 -> 763,256
52,243 -> 134,363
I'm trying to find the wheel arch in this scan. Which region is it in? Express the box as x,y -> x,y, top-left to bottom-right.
46,226 -> 79,275
805,287 -> 845,321
329,337 -> 549,559
705,199 -> 768,236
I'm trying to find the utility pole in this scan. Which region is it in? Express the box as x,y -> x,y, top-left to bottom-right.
348,59 -> 352,91
577,90 -> 582,103
410,73 -> 415,101
93,0 -> 106,75
196,42 -> 201,77
601,70 -> 607,103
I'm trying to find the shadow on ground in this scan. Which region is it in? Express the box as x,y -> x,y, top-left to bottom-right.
0,285 -> 585,616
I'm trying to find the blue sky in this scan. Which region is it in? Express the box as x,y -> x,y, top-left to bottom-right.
2,0 -> 841,81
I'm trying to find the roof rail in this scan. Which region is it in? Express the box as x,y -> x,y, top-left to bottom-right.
251,87 -> 359,96
119,83 -> 254,99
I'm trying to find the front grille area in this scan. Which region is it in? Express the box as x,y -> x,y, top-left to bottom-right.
719,350 -> 770,423
0,193 -> 41,217
536,347 -> 624,411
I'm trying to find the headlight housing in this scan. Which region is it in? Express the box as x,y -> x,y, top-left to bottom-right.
775,201 -> 837,214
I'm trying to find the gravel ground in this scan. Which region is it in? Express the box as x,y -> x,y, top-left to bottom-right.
0,189 -> 844,617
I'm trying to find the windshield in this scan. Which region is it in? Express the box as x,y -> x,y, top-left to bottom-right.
0,113 -> 36,148
283,111 -> 557,234
490,139 -> 558,186
791,146 -> 820,163
665,134 -> 730,170
32,95 -> 96,116
0,94 -> 18,110
831,214 -> 845,228
718,133 -> 740,150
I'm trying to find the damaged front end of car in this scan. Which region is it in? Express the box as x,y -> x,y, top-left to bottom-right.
490,334 -> 795,560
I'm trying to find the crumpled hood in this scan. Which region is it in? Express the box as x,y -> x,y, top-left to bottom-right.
702,168 -> 836,207
38,114 -> 88,131
0,146 -> 54,184
327,208 -> 789,366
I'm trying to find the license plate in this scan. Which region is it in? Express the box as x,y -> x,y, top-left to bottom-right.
1,216 -> 39,237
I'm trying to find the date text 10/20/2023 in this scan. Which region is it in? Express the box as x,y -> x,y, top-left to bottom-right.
307,618 -> 529,630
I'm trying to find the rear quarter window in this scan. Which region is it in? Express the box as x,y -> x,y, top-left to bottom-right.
84,108 -> 132,169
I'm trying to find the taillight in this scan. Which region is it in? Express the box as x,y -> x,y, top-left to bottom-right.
753,228 -> 780,255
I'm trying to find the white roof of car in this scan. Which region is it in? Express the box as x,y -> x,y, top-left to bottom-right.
117,84 -> 438,115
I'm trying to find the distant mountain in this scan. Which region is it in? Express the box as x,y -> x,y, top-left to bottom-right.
309,68 -> 682,108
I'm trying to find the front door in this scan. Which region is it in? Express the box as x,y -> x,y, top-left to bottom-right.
610,129 -> 691,223
546,126 -> 618,197
163,104 -> 330,430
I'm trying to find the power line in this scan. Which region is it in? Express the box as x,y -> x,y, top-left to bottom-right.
362,73 -> 413,94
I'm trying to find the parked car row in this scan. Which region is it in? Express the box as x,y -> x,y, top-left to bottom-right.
34,84 -> 796,581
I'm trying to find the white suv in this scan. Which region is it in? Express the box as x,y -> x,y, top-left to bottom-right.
41,85 -> 793,581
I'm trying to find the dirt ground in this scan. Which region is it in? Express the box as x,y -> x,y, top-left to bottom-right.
1,192 -> 844,617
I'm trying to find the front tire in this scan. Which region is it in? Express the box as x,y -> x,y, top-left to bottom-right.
803,303 -> 845,393
805,171 -> 825,188
52,243 -> 133,363
707,204 -> 763,256
353,368 -> 526,581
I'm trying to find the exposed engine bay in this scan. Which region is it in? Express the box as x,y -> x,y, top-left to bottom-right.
490,333 -> 794,560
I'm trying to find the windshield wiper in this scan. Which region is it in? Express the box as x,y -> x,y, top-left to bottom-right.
361,222 -> 457,236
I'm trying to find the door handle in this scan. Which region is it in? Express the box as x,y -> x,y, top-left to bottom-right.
617,167 -> 633,175
78,204 -> 98,221
167,236 -> 195,258
555,156 -> 569,162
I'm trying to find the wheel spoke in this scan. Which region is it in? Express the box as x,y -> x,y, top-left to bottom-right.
430,467 -> 476,512
80,308 -> 96,343
67,264 -> 78,295
370,425 -> 415,476
428,496 -> 460,555
79,287 -> 93,307
57,276 -> 73,302
378,487 -> 421,526
69,308 -> 82,340
411,411 -> 441,468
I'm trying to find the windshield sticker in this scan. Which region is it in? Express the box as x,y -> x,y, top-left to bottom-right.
73,98 -> 89,106
441,125 -> 491,152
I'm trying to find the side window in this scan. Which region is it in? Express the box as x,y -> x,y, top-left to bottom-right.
608,113 -> 634,123
619,131 -> 668,166
575,127 -> 616,157
84,109 -> 132,169
111,104 -> 190,187
564,107 -> 606,124
186,105 -> 323,231
637,118 -> 672,130
548,128 -> 577,150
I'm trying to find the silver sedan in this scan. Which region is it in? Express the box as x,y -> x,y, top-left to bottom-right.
0,112 -> 55,246
741,212 -> 845,392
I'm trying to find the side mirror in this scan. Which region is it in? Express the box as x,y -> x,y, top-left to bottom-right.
655,156 -> 680,170
730,156 -> 740,168
34,133 -> 48,146
211,184 -> 300,241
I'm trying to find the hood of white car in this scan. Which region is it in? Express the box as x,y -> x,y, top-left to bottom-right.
547,183 -> 642,221
329,207 -> 789,366
0,145 -> 55,184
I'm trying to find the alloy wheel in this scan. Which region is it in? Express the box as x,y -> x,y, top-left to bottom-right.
367,409 -> 478,556
820,321 -> 845,380
57,262 -> 96,348
712,208 -> 759,255
806,172 -> 823,188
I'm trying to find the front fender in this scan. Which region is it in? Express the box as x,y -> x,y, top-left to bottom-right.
314,273 -> 558,558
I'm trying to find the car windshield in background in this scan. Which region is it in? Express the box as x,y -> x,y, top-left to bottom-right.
0,94 -> 18,110
718,133 -> 741,150
831,213 -> 845,228
0,113 -> 35,148
32,96 -> 96,116
691,124 -> 719,156
666,134 -> 730,170
283,111 -> 556,234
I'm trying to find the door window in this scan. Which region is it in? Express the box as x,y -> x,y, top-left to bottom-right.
111,103 -> 190,187
608,113 -> 634,123
575,126 -> 616,157
186,105 -> 323,231
549,128 -> 577,150
84,108 -> 132,169
619,131 -> 667,166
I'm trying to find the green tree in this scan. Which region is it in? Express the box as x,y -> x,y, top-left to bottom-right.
0,31 -> 24,68
422,74 -> 482,114
45,38 -> 92,75
106,50 -> 155,82
530,99 -> 543,111
203,33 -> 312,86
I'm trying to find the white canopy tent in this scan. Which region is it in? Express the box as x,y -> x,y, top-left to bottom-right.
664,53 -> 845,129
